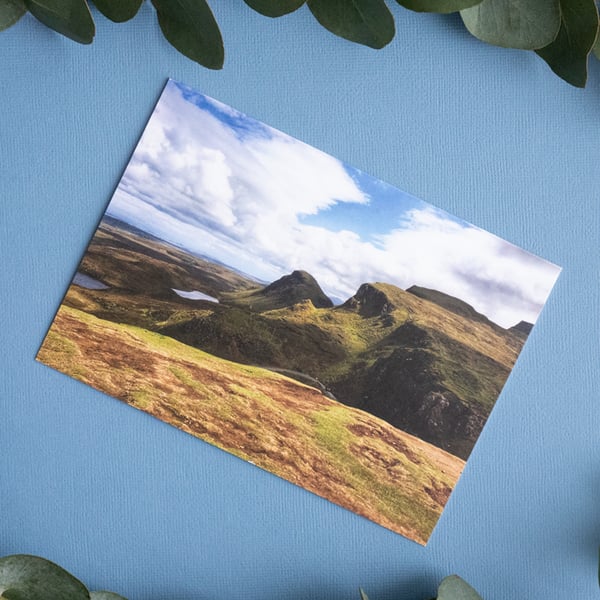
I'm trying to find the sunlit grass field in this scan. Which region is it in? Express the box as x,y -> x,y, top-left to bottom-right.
38,304 -> 465,544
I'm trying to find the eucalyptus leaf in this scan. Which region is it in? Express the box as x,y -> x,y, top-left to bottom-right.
307,0 -> 395,49
593,34 -> 600,60
243,0 -> 305,18
0,555 -> 90,600
151,0 -> 224,69
396,0 -> 482,14
90,592 -> 128,599
91,0 -> 142,22
536,0 -> 599,88
0,0 -> 25,31
24,0 -> 94,43
436,575 -> 483,600
460,0 -> 561,50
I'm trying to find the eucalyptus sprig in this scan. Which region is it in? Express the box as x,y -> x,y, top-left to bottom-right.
360,576 -> 483,600
0,554 -> 483,600
0,0 -> 599,87
0,554 -> 126,600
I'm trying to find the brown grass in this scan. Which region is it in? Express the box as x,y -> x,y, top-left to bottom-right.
37,306 -> 465,544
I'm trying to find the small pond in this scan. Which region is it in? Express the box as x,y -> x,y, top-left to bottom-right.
73,272 -> 109,290
172,289 -> 219,303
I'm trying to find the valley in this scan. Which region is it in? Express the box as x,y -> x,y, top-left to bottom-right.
57,216 -> 528,459
37,215 -> 530,540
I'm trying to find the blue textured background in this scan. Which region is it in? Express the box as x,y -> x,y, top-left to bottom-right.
1,4 -> 599,599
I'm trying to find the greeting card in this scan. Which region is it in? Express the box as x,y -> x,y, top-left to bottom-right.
38,80 -> 560,544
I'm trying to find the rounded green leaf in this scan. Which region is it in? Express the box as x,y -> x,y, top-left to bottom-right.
396,0 -> 483,14
593,35 -> 600,60
0,554 -> 90,600
437,575 -> 483,600
243,0 -> 305,18
91,0 -> 142,22
151,0 -> 224,69
90,592 -> 128,600
307,0 -> 395,49
0,0 -> 26,31
536,0 -> 599,88
24,0 -> 94,44
460,0 -> 561,50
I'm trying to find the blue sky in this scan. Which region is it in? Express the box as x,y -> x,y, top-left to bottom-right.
105,79 -> 560,328
300,167 -> 426,243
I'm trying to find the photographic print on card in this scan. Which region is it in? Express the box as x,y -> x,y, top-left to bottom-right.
37,79 -> 561,544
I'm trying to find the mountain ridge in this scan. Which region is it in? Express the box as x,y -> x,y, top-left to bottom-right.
406,285 -> 499,328
64,218 -> 529,460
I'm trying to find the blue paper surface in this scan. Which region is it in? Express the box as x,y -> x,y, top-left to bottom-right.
1,4 -> 599,599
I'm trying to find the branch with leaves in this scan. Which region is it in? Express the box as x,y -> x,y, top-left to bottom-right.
0,554 -> 483,600
0,0 -> 599,88
0,555 -> 126,600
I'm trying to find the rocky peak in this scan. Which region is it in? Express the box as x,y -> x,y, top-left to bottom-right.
509,320 -> 533,336
343,283 -> 395,317
261,270 -> 333,309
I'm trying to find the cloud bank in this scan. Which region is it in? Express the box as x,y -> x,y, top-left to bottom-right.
107,80 -> 560,328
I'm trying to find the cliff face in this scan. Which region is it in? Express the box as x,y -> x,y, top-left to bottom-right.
341,283 -> 396,317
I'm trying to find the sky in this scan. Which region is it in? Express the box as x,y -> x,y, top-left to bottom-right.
105,79 -> 561,328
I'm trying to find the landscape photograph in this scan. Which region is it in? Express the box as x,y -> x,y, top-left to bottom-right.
37,79 -> 561,544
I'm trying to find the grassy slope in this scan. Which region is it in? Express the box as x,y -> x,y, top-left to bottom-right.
63,272 -> 524,459
263,285 -> 521,412
63,218 -> 527,459
78,219 -> 523,376
37,305 -> 464,544
264,286 -> 523,458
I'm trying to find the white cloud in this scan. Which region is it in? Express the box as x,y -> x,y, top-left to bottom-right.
117,83 -> 367,230
107,81 -> 560,329
377,207 -> 560,327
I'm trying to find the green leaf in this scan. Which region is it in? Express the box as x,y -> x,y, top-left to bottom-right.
0,0 -> 26,31
307,0 -> 395,49
243,0 -> 305,18
460,0 -> 561,49
91,0 -> 142,22
396,0 -> 483,14
24,0 -> 94,43
359,588 -> 370,600
593,33 -> 600,59
436,575 -> 483,600
151,0 -> 224,69
536,0 -> 599,88
0,555 -> 90,600
90,592 -> 128,600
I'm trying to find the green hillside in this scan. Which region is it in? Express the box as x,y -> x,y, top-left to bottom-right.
160,280 -> 523,458
406,285 -> 496,327
38,304 -> 464,544
57,217 -> 527,460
